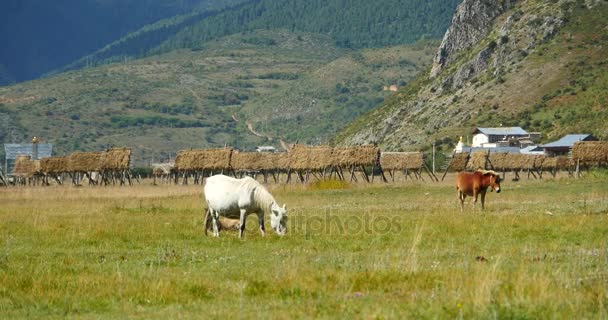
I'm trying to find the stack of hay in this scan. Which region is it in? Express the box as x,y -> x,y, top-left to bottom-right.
40,156 -> 68,174
541,156 -> 571,171
380,152 -> 424,170
488,153 -> 510,171
287,145 -> 334,171
175,148 -> 233,171
13,155 -> 39,177
449,152 -> 470,171
573,141 -> 608,164
101,148 -> 131,170
231,152 -> 280,171
67,152 -> 103,172
467,151 -> 489,170
333,145 -> 380,168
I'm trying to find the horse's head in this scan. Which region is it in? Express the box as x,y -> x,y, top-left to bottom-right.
270,202 -> 288,236
482,170 -> 502,193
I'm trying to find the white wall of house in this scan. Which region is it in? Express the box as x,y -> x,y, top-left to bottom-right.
472,134 -> 489,147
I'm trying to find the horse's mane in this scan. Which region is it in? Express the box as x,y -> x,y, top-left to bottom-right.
240,177 -> 276,212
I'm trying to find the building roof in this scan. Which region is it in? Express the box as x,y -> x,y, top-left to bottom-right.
541,134 -> 595,148
473,127 -> 529,136
520,145 -> 544,154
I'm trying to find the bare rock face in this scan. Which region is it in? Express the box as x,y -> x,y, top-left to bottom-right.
430,0 -> 517,78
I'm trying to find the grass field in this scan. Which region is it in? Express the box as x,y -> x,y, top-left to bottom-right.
1,173 -> 607,318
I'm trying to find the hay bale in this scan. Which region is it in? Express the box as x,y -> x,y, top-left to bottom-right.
380,152 -> 424,170
449,152 -> 469,171
40,156 -> 68,174
556,156 -> 572,170
333,146 -> 380,167
67,152 -> 103,172
174,148 -> 232,171
13,155 -> 37,176
275,152 -> 290,170
488,153 -> 510,171
231,152 -> 279,171
288,145 -> 334,170
467,151 -> 489,170
533,155 -> 546,169
539,156 -> 571,171
101,147 -> 131,170
572,141 -> 608,163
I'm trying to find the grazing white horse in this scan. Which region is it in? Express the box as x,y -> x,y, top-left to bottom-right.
204,174 -> 287,238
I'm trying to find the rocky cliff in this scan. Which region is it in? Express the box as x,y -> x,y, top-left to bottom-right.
430,0 -> 517,78
337,0 -> 608,150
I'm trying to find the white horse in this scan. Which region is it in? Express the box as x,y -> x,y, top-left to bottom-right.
203,174 -> 287,238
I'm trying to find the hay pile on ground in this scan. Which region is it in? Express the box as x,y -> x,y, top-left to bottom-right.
13,155 -> 38,176
175,148 -> 233,171
572,141 -> 608,163
380,152 -> 424,170
467,151 -> 489,170
40,157 -> 68,174
231,152 -> 278,171
100,148 -> 131,170
67,152 -> 103,172
333,146 -> 380,167
288,145 -> 334,170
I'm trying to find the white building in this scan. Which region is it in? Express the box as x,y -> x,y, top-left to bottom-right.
256,146 -> 276,153
471,127 -> 530,148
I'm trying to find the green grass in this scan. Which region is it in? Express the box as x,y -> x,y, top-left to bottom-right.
1,174 -> 607,318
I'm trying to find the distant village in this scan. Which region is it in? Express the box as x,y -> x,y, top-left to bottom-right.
454,127 -> 596,157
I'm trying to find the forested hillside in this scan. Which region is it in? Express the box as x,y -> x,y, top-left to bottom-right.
0,30 -> 434,164
52,0 -> 459,72
158,0 -> 460,51
0,0 -> 247,85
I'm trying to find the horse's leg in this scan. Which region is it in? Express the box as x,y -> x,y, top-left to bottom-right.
258,213 -> 265,237
480,190 -> 487,210
209,208 -> 220,237
472,190 -> 478,209
203,208 -> 210,236
459,191 -> 466,212
239,209 -> 247,239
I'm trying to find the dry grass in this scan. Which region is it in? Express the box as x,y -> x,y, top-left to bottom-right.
0,174 -> 607,318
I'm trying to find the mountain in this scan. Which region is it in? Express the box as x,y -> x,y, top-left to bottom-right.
0,0 -> 247,85
53,0 -> 460,73
0,0 -> 458,164
0,30 -> 434,164
337,0 -> 608,152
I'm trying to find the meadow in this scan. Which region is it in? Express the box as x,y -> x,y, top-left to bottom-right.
0,173 -> 607,318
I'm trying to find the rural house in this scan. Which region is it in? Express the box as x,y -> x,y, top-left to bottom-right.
471,127 -> 533,148
541,134 -> 597,156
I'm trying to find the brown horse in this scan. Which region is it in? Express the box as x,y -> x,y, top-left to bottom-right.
456,170 -> 502,211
